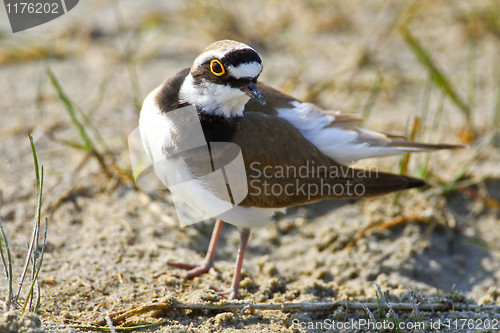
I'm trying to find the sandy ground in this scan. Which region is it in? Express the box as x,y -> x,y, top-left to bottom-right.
1,0 -> 500,332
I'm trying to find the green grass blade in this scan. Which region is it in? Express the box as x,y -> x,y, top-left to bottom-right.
15,134 -> 42,305
48,136 -> 90,151
0,220 -> 11,280
34,218 -> 48,313
75,104 -> 113,156
441,129 -> 497,194
22,216 -> 48,315
417,75 -> 433,137
398,116 -> 420,176
46,68 -> 93,152
28,133 -> 40,189
46,69 -> 127,182
467,38 -> 476,113
399,25 -> 471,120
17,133 -> 45,313
361,69 -> 383,121
0,219 -> 14,309
417,91 -> 445,179
493,55 -> 500,128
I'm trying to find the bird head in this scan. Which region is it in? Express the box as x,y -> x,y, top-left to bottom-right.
179,40 -> 266,118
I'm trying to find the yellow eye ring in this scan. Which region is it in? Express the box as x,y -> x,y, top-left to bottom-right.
210,59 -> 225,76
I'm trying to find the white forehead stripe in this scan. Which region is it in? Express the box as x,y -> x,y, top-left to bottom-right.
227,62 -> 262,79
193,45 -> 255,68
193,49 -> 230,69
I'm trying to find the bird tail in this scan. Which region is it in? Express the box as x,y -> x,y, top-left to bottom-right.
385,139 -> 465,152
352,170 -> 426,197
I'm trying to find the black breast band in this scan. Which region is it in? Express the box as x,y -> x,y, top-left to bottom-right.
198,113 -> 241,142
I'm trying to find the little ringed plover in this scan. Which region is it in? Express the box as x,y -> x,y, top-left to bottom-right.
139,40 -> 463,299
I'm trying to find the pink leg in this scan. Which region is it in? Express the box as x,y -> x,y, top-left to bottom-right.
168,219 -> 224,278
213,228 -> 251,300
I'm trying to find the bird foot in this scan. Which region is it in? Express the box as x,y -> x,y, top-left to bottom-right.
167,260 -> 218,279
210,284 -> 239,300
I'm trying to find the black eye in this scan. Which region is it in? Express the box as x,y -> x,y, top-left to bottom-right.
210,59 -> 225,76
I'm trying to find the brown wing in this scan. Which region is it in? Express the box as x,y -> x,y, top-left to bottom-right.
247,82 -> 363,125
244,82 -> 297,115
230,112 -> 425,208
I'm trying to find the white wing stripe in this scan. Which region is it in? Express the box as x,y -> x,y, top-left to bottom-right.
277,101 -> 427,165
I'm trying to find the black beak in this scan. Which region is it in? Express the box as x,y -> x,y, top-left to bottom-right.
241,82 -> 266,105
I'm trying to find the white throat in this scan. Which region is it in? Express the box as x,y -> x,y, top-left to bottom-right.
179,74 -> 250,117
